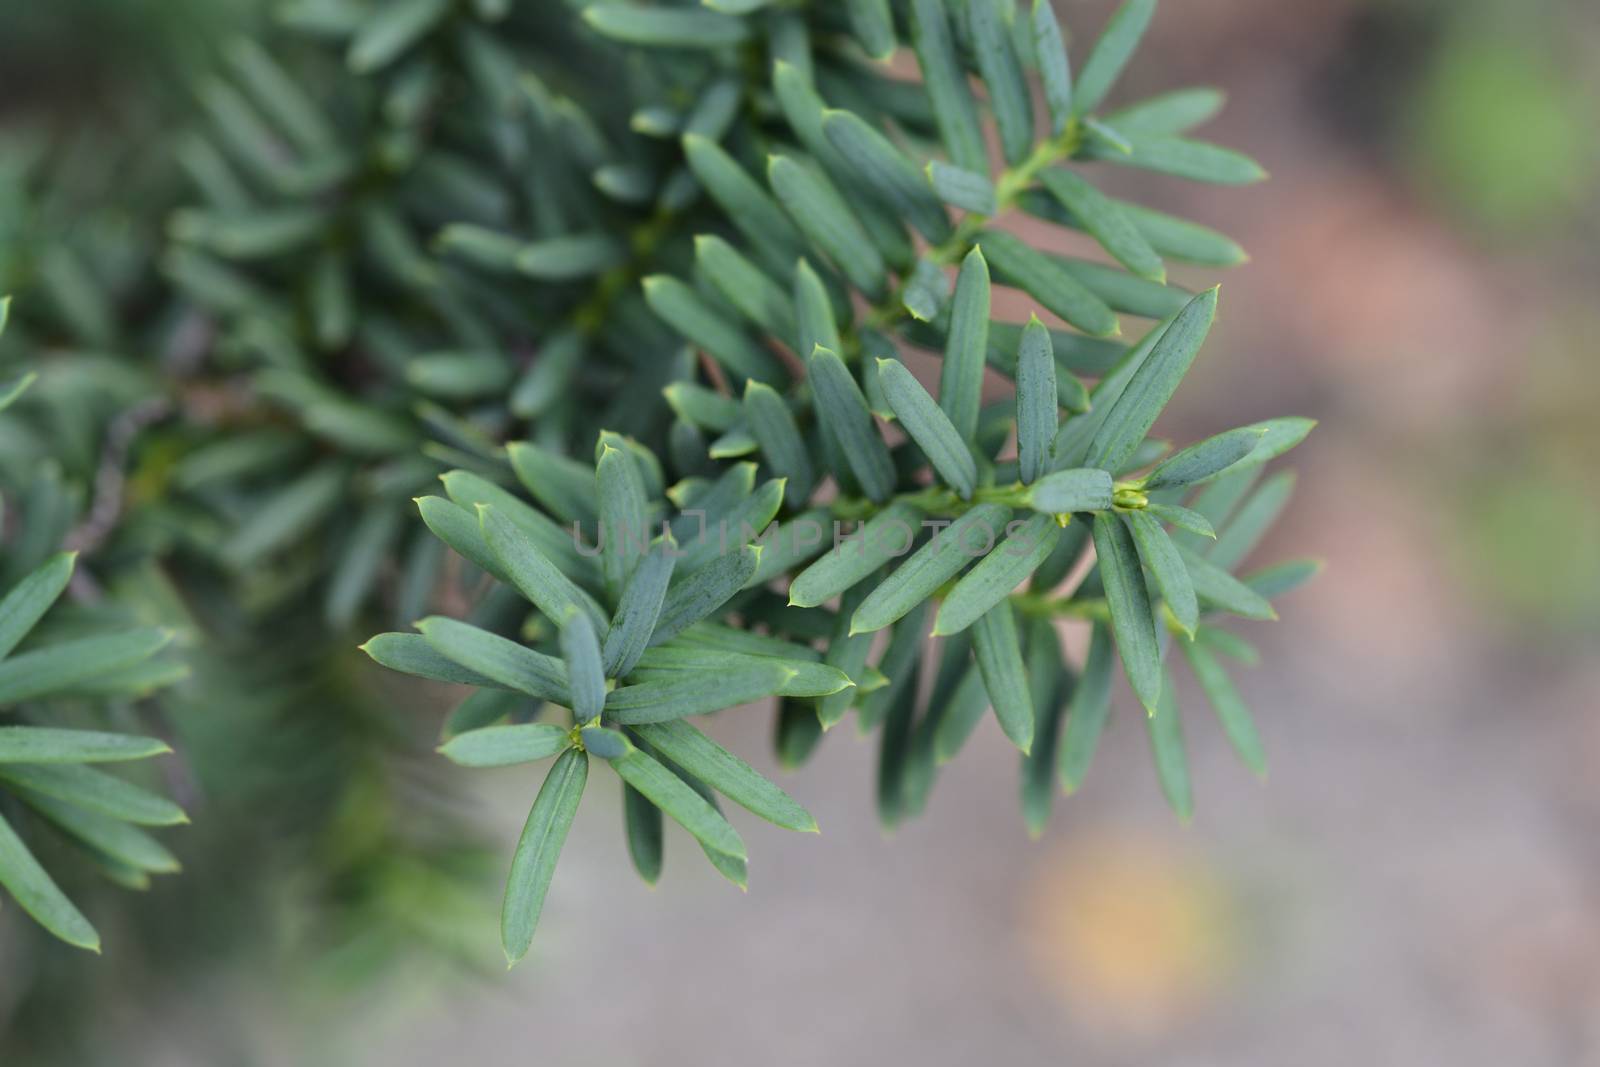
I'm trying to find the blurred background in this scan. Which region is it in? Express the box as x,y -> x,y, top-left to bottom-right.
2,0 -> 1598,1063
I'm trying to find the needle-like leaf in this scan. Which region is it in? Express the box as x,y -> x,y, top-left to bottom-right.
602,538 -> 676,677
939,248 -> 991,445
1038,169 -> 1165,283
683,134 -> 806,272
1015,318 -> 1058,485
439,724 -> 573,768
1020,618 -> 1068,837
650,545 -> 760,646
793,257 -> 841,361
851,504 -> 1010,634
479,504 -> 607,632
631,720 -> 817,832
744,381 -> 814,507
1177,548 -> 1278,621
1146,670 -> 1193,819
1026,468 -> 1114,514
15,787 -> 180,874
876,360 -> 979,498
768,155 -> 888,299
583,5 -> 749,48
0,552 -> 75,660
968,0 -> 1034,165
807,346 -> 896,502
980,231 -> 1119,338
416,617 -> 569,703
502,748 -> 587,965
931,662 -> 992,765
1106,88 -> 1227,136
604,664 -> 801,725
0,630 -> 174,706
1209,471 -> 1296,571
1092,512 -> 1162,713
0,728 -> 170,764
0,810 -> 99,952
1180,639 -> 1266,777
935,514 -> 1062,636
347,0 -> 450,73
1147,502 -> 1216,540
1073,0 -> 1158,116
1031,0 -> 1074,135
1059,621 -> 1115,792
848,0 -> 896,59
361,633 -> 508,689
622,782 -> 664,885
1082,135 -> 1267,185
643,275 -> 784,383
559,609 -> 607,722
972,604 -> 1035,754
925,162 -> 998,215
1245,559 -> 1321,601
907,0 -> 987,172
595,733 -> 747,866
695,235 -> 796,341
0,764 -> 187,826
1122,509 -> 1199,637
1138,427 -> 1266,490
822,110 -> 952,242
1085,287 -> 1218,474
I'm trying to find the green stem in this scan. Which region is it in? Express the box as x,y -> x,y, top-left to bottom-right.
815,126 -> 1096,557
1011,592 -> 1110,621
825,477 -> 1035,522
856,119 -> 1083,343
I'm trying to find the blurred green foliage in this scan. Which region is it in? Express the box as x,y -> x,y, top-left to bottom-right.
1404,17 -> 1596,233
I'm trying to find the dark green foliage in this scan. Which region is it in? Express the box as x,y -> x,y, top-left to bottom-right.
0,549 -> 183,951
0,0 -> 1314,978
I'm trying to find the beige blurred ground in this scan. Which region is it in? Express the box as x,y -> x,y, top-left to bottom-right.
115,0 -> 1600,1063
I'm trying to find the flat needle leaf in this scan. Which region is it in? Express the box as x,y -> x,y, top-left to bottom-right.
502,748 -> 587,965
